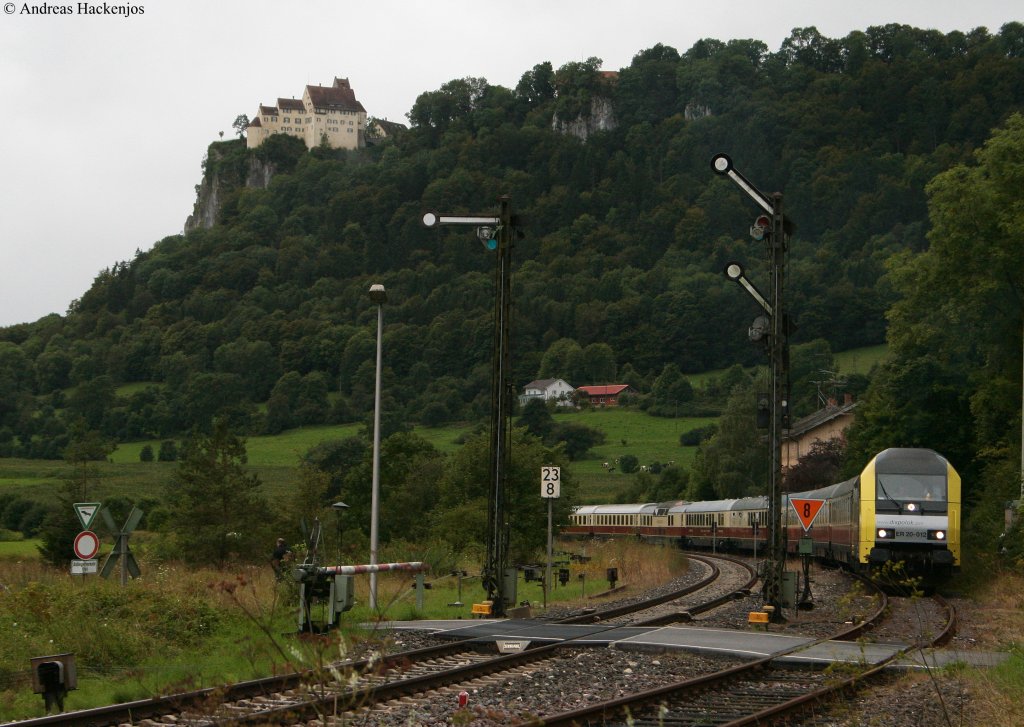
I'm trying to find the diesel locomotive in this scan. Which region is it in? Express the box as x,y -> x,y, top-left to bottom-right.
564,448 -> 960,575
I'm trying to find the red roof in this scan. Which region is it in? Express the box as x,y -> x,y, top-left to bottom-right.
577,385 -> 631,396
278,98 -> 305,112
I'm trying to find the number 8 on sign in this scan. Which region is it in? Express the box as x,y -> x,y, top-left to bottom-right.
541,466 -> 560,499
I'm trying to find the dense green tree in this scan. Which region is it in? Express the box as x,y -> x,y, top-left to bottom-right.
650,363 -> 695,416
163,418 -> 272,566
516,398 -> 554,440
433,429 -> 574,561
36,423 -> 115,566
845,113 -> 1024,537
304,436 -> 368,499
157,439 -> 179,461
618,453 -> 639,474
689,377 -> 767,499
548,421 -> 606,460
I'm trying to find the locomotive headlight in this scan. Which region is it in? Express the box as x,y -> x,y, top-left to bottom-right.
877,528 -> 891,539
929,530 -> 946,540
906,503 -> 918,512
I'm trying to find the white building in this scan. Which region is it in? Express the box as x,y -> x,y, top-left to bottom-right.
246,77 -> 367,151
519,379 -> 575,407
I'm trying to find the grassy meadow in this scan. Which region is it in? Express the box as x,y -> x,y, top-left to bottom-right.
45,408 -> 709,504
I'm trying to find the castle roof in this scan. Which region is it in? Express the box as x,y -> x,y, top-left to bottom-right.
278,98 -> 305,112
305,83 -> 366,113
259,104 -> 278,116
248,117 -> 262,127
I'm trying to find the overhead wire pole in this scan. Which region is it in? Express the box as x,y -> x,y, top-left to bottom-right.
712,154 -> 790,621
422,198 -> 517,617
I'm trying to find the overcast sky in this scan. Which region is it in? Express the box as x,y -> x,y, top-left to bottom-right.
0,1 -> 1017,328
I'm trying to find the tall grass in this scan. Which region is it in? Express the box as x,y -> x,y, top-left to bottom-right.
0,538 -> 684,720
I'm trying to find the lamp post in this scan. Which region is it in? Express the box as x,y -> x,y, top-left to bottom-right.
368,283 -> 386,609
332,501 -> 349,565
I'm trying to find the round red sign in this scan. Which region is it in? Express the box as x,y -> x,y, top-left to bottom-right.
74,530 -> 100,560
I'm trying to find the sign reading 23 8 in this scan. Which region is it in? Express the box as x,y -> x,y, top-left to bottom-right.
541,466 -> 561,499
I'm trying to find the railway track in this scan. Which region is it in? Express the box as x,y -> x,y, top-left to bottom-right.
7,556 -> 951,727
551,553 -> 757,627
512,592 -> 955,727
4,553 -> 748,726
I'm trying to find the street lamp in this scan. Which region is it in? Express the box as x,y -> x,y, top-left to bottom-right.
332,501 -> 349,564
368,283 -> 386,609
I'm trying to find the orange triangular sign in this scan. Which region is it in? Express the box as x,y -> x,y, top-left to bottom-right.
790,498 -> 825,531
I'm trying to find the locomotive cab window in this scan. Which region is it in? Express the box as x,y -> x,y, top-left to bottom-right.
876,473 -> 946,512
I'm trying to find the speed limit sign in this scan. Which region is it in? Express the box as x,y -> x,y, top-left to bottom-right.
541,466 -> 560,498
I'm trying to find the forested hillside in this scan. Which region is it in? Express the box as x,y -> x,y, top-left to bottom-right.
2,23 -> 1024,459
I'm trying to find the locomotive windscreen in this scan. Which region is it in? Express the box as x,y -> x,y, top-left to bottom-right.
873,448 -> 948,511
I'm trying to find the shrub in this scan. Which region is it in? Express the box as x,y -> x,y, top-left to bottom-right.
618,454 -> 639,474
157,440 -> 178,461
680,424 -> 717,447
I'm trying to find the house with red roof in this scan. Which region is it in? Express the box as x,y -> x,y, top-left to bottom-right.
575,384 -> 636,407
247,77 -> 367,151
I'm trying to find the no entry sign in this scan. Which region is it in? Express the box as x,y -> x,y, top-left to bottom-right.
73,530 -> 100,560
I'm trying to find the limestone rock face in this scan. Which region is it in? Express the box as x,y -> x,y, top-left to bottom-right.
184,150 -> 275,232
552,96 -> 618,141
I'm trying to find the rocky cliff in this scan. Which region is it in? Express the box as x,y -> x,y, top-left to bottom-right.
184,142 -> 276,232
552,96 -> 618,141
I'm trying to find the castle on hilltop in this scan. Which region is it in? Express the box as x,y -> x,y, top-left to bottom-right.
246,77 -> 368,151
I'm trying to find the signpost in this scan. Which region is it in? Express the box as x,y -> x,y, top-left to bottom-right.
789,498 -> 823,607
71,560 -> 98,575
790,498 -> 825,532
70,504 -> 103,576
99,507 -> 143,586
541,466 -> 560,607
73,503 -> 100,530
73,531 -> 99,560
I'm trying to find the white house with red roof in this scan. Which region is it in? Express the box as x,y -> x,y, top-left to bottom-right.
246,77 -> 367,151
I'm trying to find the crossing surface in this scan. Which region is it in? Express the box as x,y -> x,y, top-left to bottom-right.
375,618 -> 1007,669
